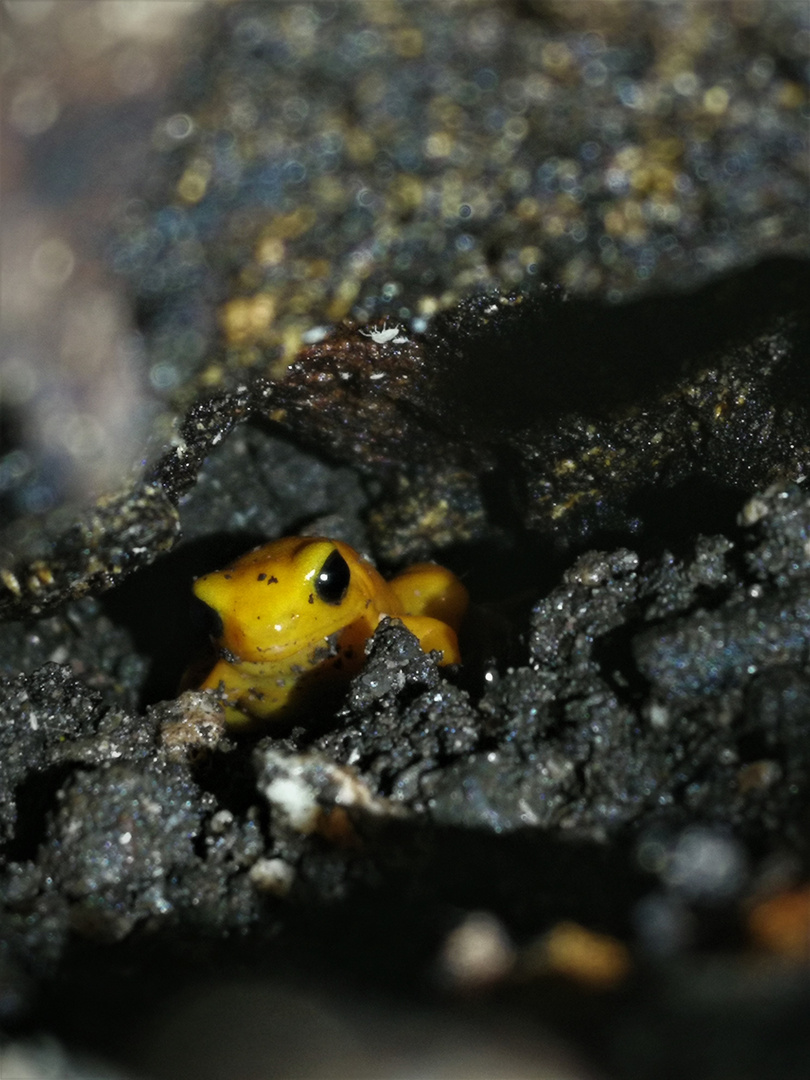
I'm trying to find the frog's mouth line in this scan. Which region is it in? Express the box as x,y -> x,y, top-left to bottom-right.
212,620 -> 353,666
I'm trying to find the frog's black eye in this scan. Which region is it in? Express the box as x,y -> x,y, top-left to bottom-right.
314,549 -> 351,605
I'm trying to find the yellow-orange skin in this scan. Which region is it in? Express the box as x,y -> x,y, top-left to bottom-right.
191,536 -> 468,728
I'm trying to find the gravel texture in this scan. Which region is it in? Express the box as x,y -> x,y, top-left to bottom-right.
1,4 -> 809,1080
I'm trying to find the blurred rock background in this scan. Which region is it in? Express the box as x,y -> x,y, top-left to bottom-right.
1,0 -> 205,541
0,5 -> 808,1080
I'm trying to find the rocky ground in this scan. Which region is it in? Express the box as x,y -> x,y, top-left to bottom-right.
1,3 -> 809,1078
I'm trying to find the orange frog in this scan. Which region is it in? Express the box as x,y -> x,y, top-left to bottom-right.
190,536 -> 468,727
